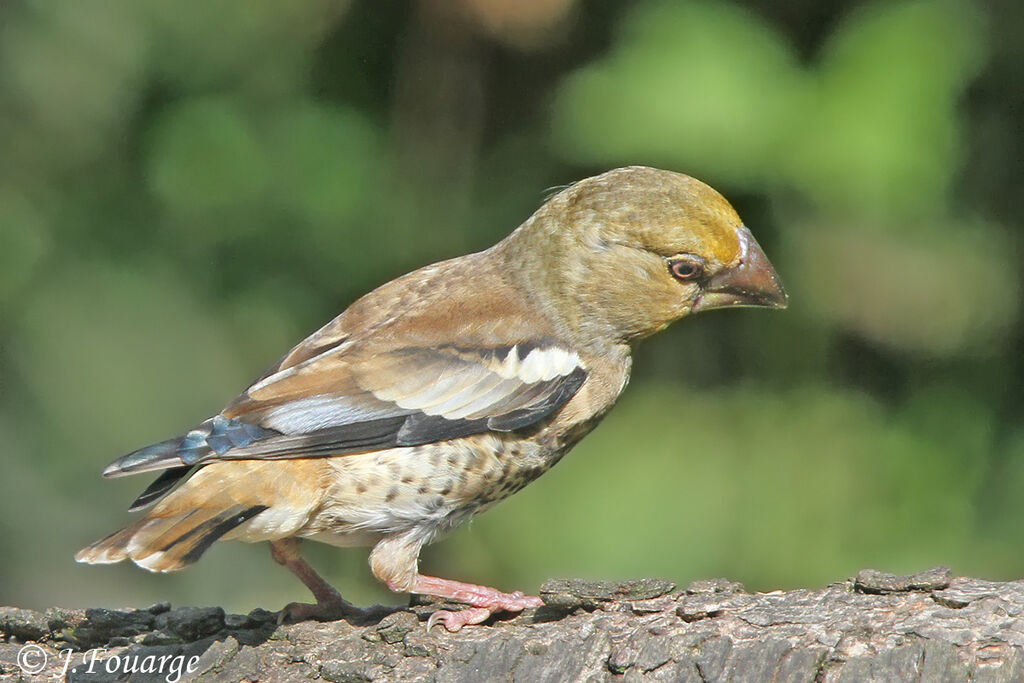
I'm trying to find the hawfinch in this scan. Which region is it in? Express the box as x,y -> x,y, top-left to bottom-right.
78,166 -> 787,631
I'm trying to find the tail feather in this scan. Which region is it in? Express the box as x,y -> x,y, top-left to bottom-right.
128,466 -> 194,511
76,504 -> 268,572
73,525 -> 139,565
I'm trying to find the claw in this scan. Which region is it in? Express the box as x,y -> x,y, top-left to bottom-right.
426,607 -> 493,632
426,609 -> 448,632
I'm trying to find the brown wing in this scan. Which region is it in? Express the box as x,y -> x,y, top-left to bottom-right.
227,341 -> 585,449
106,343 -> 586,510
102,254 -> 587,508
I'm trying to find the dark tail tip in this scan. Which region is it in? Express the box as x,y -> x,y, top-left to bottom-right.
103,437 -> 186,477
103,416 -> 275,478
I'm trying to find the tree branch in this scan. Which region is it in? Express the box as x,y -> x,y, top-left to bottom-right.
2,569 -> 1023,681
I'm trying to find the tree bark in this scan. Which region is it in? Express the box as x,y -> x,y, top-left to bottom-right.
2,568 -> 1023,682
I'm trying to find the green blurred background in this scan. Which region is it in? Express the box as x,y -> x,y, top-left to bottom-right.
2,0 -> 1022,614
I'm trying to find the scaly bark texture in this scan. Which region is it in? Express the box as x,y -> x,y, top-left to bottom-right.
2,569 -> 1023,682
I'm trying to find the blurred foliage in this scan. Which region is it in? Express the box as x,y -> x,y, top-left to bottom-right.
0,0 -> 1022,615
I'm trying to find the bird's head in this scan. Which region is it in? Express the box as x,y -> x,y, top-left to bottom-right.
500,166 -> 787,345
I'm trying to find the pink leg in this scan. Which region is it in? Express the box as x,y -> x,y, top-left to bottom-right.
407,575 -> 543,632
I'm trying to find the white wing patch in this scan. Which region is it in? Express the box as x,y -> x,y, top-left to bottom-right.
519,346 -> 581,383
491,345 -> 581,383
396,345 -> 583,419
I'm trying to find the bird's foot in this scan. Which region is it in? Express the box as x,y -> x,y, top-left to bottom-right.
277,593 -> 362,625
272,538 -> 396,625
411,575 -> 543,632
426,594 -> 544,632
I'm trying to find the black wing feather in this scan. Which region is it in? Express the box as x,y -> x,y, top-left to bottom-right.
129,466 -> 194,511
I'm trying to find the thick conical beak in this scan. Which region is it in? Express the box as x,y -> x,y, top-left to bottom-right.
692,227 -> 788,312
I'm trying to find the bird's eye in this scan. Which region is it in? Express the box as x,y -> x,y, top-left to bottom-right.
668,258 -> 704,281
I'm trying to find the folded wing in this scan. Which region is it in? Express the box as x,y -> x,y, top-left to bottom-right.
104,341 -> 586,509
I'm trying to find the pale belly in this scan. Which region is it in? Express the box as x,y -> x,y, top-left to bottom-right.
301,433 -> 563,547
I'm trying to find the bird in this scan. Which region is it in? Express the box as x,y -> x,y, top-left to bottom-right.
76,166 -> 787,631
